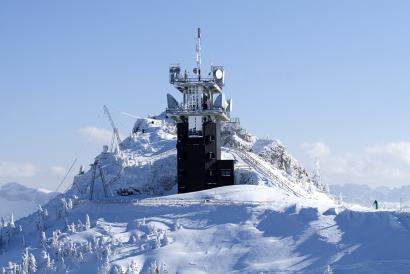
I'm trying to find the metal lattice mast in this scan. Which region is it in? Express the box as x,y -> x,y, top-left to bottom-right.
196,27 -> 201,80
103,105 -> 122,152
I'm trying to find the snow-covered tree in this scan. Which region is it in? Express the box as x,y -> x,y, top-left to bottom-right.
324,265 -> 333,274
4,262 -> 19,274
162,231 -> 170,246
9,213 -> 15,229
21,248 -> 30,274
28,253 -> 38,273
311,158 -> 329,193
77,251 -> 85,264
110,265 -> 124,274
40,250 -> 54,273
148,261 -> 168,274
67,198 -> 73,210
152,236 -> 161,249
20,226 -> 26,248
126,261 -> 139,274
85,214 -> 91,231
51,230 -> 59,250
40,231 -> 47,248
57,257 -> 66,272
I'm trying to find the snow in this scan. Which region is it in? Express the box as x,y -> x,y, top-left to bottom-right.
2,114 -> 407,273
3,185 -> 410,273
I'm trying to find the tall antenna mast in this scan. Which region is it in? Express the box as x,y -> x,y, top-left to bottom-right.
195,27 -> 201,80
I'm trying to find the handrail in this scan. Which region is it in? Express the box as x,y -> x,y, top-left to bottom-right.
229,148 -> 307,198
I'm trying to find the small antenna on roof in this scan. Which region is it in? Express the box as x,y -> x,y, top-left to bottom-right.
195,27 -> 201,80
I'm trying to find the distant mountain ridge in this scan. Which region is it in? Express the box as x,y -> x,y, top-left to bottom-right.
330,183 -> 410,206
0,182 -> 58,220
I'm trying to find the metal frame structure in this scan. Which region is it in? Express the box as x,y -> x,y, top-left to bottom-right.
166,28 -> 235,193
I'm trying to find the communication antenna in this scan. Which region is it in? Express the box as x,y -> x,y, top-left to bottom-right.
195,27 -> 201,79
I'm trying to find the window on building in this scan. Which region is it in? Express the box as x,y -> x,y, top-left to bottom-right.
220,169 -> 231,177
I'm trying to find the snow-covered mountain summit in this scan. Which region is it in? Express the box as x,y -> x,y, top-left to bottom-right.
0,114 -> 342,273
68,113 -> 329,201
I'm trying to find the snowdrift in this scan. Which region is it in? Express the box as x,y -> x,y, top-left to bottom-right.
8,114 -> 402,273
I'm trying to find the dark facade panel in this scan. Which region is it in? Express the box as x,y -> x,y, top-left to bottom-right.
177,121 -> 234,193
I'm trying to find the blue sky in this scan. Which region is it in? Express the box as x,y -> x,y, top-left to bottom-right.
1,1 -> 410,190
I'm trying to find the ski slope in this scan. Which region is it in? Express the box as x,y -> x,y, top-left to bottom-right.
3,185 -> 410,273
4,114 -> 403,273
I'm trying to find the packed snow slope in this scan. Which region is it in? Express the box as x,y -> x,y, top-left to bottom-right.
2,185 -> 410,273
0,182 -> 57,220
3,114 -> 409,273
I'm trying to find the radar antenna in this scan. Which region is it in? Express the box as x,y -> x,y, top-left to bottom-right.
103,105 -> 122,152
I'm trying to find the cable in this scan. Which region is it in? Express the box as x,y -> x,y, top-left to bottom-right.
55,158 -> 77,193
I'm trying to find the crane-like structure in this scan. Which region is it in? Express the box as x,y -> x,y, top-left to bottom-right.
103,105 -> 122,152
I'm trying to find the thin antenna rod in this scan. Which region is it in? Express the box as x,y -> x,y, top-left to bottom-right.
196,27 -> 201,79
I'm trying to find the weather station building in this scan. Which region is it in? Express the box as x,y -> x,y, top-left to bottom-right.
166,28 -> 235,193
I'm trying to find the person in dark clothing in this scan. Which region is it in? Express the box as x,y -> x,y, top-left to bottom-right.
202,94 -> 209,110
373,200 -> 379,210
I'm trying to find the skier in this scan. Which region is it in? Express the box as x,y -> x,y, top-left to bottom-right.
373,200 -> 379,210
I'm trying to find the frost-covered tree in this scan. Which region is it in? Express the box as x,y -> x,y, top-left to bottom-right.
85,214 -> 91,231
37,205 -> 48,232
148,261 -> 168,274
126,261 -> 139,274
9,213 -> 15,230
28,253 -> 38,273
40,231 -> 47,248
311,158 -> 329,193
57,257 -> 66,272
98,251 -> 110,274
152,236 -> 161,249
162,231 -> 170,246
324,265 -> 333,274
40,250 -> 54,273
19,226 -> 26,248
51,230 -> 59,249
4,262 -> 19,274
77,219 -> 84,231
21,248 -> 30,274
77,251 -> 85,264
110,265 -> 124,274
67,198 -> 73,210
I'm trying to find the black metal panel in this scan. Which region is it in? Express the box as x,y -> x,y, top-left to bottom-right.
216,160 -> 235,187
176,120 -> 234,193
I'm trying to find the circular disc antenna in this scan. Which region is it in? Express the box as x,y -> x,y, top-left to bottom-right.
215,69 -> 223,80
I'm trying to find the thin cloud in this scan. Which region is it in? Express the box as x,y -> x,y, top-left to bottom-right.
0,161 -> 38,178
301,141 -> 410,187
78,127 -> 113,143
301,142 -> 331,159
50,165 -> 67,176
